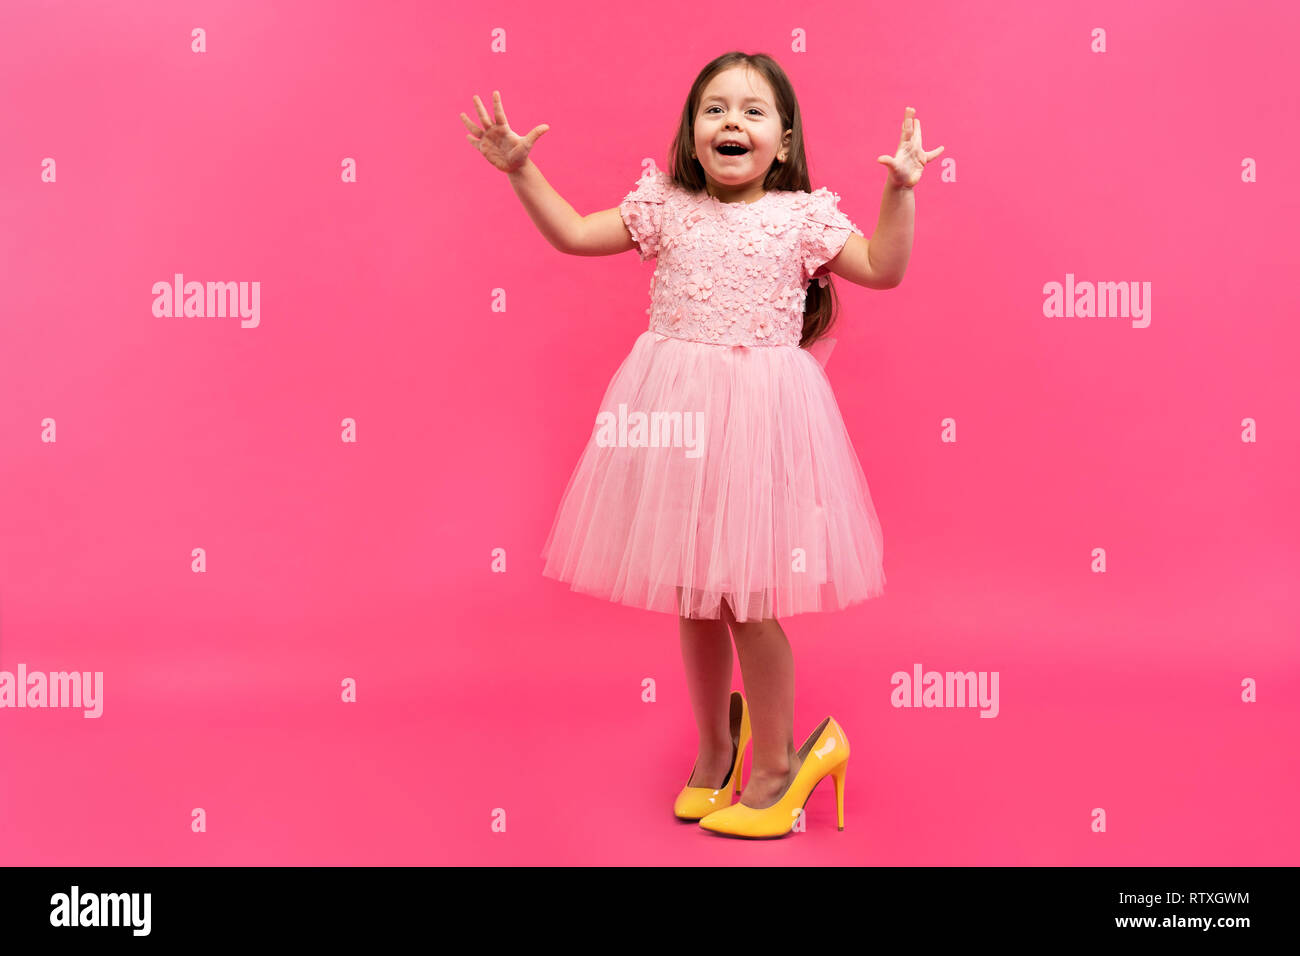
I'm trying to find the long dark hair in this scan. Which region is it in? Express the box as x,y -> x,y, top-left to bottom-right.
663,51 -> 841,349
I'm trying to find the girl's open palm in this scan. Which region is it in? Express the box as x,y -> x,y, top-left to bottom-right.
876,106 -> 944,188
460,90 -> 549,174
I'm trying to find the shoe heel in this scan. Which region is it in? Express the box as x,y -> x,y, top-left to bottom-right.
830,761 -> 847,831
735,693 -> 751,794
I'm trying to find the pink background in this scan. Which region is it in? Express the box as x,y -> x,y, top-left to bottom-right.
2,0 -> 1297,865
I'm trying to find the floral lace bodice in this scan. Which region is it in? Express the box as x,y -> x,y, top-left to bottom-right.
618,167 -> 863,348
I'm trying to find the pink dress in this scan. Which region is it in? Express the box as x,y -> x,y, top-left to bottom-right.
540,167 -> 886,622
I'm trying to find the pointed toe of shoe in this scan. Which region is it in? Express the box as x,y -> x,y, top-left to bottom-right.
696,805 -> 733,832
697,802 -> 794,838
673,786 -> 729,820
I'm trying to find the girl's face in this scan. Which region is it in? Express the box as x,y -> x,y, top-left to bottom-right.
692,67 -> 792,201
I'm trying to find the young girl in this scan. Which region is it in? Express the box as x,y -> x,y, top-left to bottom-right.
461,52 -> 941,839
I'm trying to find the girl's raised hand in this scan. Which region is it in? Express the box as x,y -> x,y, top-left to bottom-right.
460,90 -> 550,173
876,107 -> 944,189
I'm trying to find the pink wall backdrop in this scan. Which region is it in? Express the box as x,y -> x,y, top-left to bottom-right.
1,0 -> 1297,865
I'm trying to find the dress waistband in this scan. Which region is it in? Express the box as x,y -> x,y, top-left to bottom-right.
642,329 -> 839,369
648,329 -> 802,350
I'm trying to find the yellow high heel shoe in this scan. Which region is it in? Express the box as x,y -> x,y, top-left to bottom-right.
673,691 -> 751,821
698,715 -> 849,838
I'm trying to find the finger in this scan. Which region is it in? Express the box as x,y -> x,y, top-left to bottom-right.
913,117 -> 923,145
492,89 -> 508,126
472,94 -> 491,127
459,111 -> 483,136
523,124 -> 550,147
927,145 -> 945,161
877,155 -> 894,168
903,106 -> 914,138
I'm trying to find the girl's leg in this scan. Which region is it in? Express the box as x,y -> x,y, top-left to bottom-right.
721,598 -> 804,809
678,588 -> 736,789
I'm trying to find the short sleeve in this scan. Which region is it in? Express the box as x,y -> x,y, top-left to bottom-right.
801,187 -> 864,280
619,167 -> 670,261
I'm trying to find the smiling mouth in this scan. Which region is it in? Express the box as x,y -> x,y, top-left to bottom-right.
715,143 -> 750,156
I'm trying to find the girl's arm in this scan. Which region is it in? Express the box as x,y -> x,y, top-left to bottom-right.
824,182 -> 913,289
508,158 -> 633,257
826,106 -> 942,289
568,207 -> 638,257
462,91 -> 630,255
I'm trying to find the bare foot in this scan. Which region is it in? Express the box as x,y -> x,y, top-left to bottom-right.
739,752 -> 804,809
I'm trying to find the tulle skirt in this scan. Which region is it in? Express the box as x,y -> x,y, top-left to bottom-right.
540,330 -> 885,622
